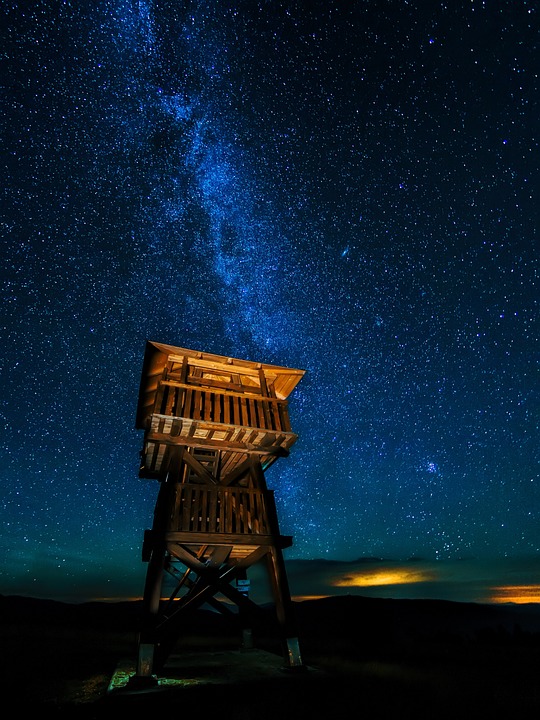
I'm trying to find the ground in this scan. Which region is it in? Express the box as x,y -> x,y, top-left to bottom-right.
3,594 -> 540,718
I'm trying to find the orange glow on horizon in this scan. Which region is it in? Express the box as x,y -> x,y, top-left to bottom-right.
332,567 -> 436,588
490,585 -> 540,604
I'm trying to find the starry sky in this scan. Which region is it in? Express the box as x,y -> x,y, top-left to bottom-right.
2,1 -> 538,604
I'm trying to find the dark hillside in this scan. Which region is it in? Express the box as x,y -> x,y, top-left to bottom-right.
3,594 -> 540,718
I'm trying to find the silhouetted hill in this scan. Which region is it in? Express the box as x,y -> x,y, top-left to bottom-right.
3,593 -> 540,717
0,594 -> 144,630
295,594 -> 540,640
5,591 -> 540,639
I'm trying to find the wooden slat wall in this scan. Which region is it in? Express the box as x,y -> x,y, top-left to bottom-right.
170,486 -> 269,535
160,382 -> 291,432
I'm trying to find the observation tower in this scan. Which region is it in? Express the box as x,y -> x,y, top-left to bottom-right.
133,341 -> 305,678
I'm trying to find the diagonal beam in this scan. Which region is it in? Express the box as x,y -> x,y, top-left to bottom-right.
180,448 -> 218,484
220,456 -> 252,487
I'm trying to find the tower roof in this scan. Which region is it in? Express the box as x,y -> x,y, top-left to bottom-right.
136,340 -> 305,429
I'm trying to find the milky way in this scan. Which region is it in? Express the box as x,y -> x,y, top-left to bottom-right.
2,1 -> 538,601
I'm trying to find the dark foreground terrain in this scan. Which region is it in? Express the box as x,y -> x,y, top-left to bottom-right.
2,593 -> 540,718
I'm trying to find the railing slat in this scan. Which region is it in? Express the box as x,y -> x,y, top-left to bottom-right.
160,381 -> 291,431
171,486 -> 272,535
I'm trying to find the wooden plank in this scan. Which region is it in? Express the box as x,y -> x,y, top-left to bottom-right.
259,494 -> 268,533
206,545 -> 232,567
171,479 -> 182,527
261,396 -> 273,430
182,355 -> 266,378
223,394 -> 231,424
181,386 -> 190,417
266,381 -> 279,430
201,487 -> 209,532
173,435 -> 287,457
163,361 -> 175,416
203,390 -> 212,421
233,397 -> 241,426
181,485 -> 192,531
193,390 -> 202,420
278,402 -> 291,431
167,543 -> 208,571
219,487 -> 225,533
154,374 -> 167,415
243,491 -> 251,532
144,442 -> 156,473
220,457 -> 252,487
258,367 -> 269,397
257,400 -> 267,428
215,393 -> 223,423
240,395 -> 249,426
180,355 -> 189,381
226,490 -> 234,534
173,355 -> 188,416
266,398 -> 277,430
184,375 -> 263,395
253,493 -> 261,533
180,450 -> 211,484
166,531 -> 277,545
208,488 -> 218,533
162,379 -> 287,404
243,397 -> 251,426
248,492 -> 257,533
236,490 -> 245,534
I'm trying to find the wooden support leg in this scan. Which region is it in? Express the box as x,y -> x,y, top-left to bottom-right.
135,464 -> 180,678
266,546 -> 304,669
249,457 -> 304,668
135,540 -> 166,678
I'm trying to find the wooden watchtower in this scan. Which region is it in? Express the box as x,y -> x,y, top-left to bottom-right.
134,341 -> 305,678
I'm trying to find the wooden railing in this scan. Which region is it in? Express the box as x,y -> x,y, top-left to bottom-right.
157,382 -> 291,432
169,485 -> 270,536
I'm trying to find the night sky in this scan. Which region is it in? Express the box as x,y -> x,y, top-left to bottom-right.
2,1 -> 538,604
